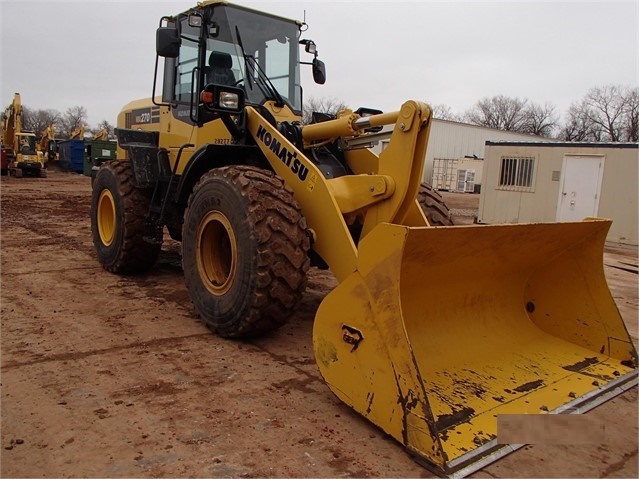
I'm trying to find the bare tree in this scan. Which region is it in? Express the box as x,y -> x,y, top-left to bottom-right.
464,95 -> 529,131
521,102 -> 558,137
560,104 -> 589,141
622,87 -> 638,142
302,96 -> 348,124
59,106 -> 88,138
559,102 -> 601,141
22,107 -> 61,139
464,95 -> 558,137
583,85 -> 627,141
559,85 -> 638,142
430,103 -> 461,121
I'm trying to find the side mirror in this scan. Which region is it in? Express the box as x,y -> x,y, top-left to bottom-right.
312,58 -> 326,85
156,27 -> 180,58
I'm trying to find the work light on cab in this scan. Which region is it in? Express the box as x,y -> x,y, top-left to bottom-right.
200,85 -> 245,114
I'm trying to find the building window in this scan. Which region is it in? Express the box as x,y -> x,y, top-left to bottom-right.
498,156 -> 535,191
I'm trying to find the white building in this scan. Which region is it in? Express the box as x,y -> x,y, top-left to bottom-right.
478,141 -> 638,246
376,118 -> 547,186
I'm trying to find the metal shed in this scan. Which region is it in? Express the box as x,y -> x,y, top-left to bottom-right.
478,141 -> 638,246
375,119 -> 546,184
423,120 -> 546,184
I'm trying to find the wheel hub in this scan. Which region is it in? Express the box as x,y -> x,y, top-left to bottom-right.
97,189 -> 116,246
196,211 -> 237,295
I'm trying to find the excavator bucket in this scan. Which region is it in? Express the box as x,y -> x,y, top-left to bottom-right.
314,218 -> 637,477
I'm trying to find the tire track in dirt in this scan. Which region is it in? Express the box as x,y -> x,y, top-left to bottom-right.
600,448 -> 638,478
1,333 -> 211,370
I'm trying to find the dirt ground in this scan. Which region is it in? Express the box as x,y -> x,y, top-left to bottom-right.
1,170 -> 637,478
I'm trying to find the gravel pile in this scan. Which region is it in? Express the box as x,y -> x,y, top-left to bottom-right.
450,208 -> 478,217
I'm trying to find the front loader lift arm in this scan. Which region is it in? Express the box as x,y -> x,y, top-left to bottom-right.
244,101 -> 433,282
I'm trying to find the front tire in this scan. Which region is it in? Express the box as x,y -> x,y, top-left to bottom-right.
91,161 -> 160,273
182,165 -> 310,338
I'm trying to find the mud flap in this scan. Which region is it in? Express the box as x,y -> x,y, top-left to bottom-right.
313,219 -> 638,477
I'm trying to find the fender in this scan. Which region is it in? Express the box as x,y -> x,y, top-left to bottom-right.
174,143 -> 261,205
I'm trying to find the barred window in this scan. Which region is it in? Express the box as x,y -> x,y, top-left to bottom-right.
498,157 -> 535,190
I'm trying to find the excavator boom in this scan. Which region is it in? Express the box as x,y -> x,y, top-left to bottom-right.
92,128 -> 108,141
69,125 -> 85,139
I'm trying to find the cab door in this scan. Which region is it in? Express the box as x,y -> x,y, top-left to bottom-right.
159,16 -> 203,171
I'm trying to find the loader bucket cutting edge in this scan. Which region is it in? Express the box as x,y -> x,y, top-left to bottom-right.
313,218 -> 638,477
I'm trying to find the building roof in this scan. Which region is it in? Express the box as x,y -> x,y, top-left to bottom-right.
485,141 -> 638,149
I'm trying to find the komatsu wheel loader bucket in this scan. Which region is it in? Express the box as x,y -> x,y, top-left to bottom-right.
313,218 -> 637,478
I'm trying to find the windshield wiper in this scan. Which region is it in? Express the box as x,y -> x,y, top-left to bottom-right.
235,26 -> 285,108
234,26 -> 254,91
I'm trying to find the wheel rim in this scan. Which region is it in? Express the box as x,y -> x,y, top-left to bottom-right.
97,189 -> 116,246
196,211 -> 237,296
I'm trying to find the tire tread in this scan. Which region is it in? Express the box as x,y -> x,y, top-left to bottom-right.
184,165 -> 310,337
92,161 -> 160,274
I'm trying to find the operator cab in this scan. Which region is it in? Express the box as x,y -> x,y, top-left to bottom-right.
155,2 -> 325,124
17,134 -> 36,155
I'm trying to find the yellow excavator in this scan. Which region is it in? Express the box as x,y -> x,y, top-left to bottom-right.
69,124 -> 85,140
91,2 -> 637,476
2,93 -> 46,177
92,128 -> 108,141
38,124 -> 58,164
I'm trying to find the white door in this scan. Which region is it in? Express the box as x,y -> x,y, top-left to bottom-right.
456,169 -> 466,192
556,155 -> 604,222
464,170 -> 476,192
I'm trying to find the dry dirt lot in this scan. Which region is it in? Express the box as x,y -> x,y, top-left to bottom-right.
1,170 -> 637,478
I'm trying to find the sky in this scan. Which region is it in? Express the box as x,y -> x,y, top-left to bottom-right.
1,0 -> 637,128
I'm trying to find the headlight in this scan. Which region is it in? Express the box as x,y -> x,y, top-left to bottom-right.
219,92 -> 240,110
200,85 -> 245,114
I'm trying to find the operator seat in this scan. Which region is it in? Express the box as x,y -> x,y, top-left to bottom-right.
207,51 -> 236,86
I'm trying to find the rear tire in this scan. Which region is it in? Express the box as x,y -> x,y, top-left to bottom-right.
182,165 -> 310,338
418,183 -> 453,226
91,160 -> 160,273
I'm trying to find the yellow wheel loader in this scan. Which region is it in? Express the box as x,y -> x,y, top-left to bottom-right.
91,1 -> 637,476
